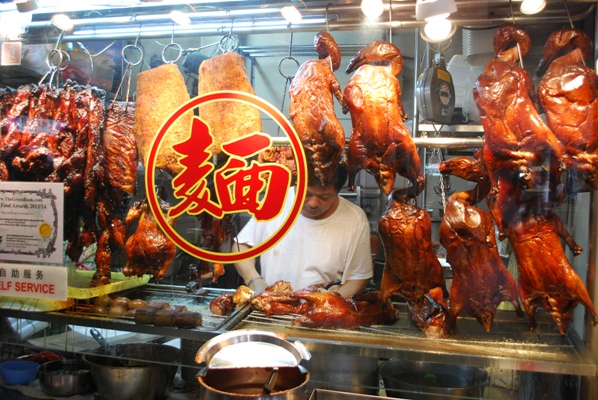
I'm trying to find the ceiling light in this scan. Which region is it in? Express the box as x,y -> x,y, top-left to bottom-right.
520,0 -> 546,15
281,5 -> 302,24
421,19 -> 456,42
51,14 -> 73,31
14,0 -> 38,13
416,0 -> 457,21
361,0 -> 384,20
170,10 -> 190,25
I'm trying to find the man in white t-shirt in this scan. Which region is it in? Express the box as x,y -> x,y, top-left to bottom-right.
232,163 -> 373,298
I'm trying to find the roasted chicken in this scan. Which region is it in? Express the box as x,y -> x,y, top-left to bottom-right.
345,41 -> 424,197
537,28 -> 598,191
378,190 -> 451,337
123,192 -> 178,280
439,163 -> 522,332
473,24 -> 563,237
289,32 -> 347,185
291,290 -> 395,330
506,198 -> 598,334
250,280 -> 395,329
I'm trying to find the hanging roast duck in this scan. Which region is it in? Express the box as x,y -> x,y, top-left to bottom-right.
473,24 -> 564,238
344,41 -> 424,197
439,154 -> 523,333
289,32 -> 348,185
537,28 -> 598,192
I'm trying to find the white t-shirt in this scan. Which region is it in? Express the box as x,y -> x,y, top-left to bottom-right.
235,187 -> 373,290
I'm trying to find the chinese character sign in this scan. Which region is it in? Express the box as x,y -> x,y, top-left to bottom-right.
145,91 -> 307,264
169,117 -> 291,221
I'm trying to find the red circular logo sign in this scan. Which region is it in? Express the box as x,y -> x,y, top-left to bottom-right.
145,91 -> 307,264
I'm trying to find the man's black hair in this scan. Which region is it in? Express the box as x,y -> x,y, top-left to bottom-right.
309,161 -> 348,193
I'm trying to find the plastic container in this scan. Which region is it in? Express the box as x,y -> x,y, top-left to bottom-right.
0,360 -> 40,385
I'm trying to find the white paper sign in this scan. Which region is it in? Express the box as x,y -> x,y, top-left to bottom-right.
0,263 -> 68,301
0,182 -> 64,264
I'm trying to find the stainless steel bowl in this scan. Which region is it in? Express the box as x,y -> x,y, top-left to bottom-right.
379,359 -> 488,400
38,359 -> 92,397
82,342 -> 181,400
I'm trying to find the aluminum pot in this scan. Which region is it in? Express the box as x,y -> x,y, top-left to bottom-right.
82,342 -> 181,400
38,359 -> 92,397
379,359 -> 488,400
198,365 -> 310,400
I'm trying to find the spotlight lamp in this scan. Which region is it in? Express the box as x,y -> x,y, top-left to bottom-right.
170,10 -> 191,26
14,0 -> 38,13
416,0 -> 457,21
520,0 -> 546,15
361,0 -> 385,20
281,5 -> 302,24
51,14 -> 74,32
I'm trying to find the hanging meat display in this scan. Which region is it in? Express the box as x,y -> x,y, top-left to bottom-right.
506,198 -> 598,334
439,155 -> 523,333
473,23 -> 563,238
197,51 -> 262,155
134,63 -> 193,177
344,41 -> 424,197
123,189 -> 178,281
289,31 -> 348,185
537,28 -> 598,191
378,190 -> 451,338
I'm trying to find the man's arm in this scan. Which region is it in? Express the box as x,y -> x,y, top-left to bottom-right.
231,242 -> 268,292
329,279 -> 369,298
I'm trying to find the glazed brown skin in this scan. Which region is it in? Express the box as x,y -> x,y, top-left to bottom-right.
103,102 -> 138,195
291,291 -> 396,329
250,280 -> 395,329
537,28 -> 598,190
344,41 -> 424,197
474,24 -> 563,237
123,197 -> 177,280
506,200 -> 598,334
289,32 -> 347,186
439,180 -> 523,333
378,191 -> 450,337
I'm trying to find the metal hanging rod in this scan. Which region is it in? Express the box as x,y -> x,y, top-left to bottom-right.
17,0 -> 596,43
270,136 -> 484,149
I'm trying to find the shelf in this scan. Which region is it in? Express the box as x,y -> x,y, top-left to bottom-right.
233,303 -> 596,377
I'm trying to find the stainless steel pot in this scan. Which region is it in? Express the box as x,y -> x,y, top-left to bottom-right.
198,365 -> 310,400
82,343 -> 181,400
379,359 -> 488,400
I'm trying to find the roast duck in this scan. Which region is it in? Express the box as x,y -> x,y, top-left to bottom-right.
344,41 -> 424,197
473,24 -> 564,238
537,28 -> 598,191
123,188 -> 178,281
439,154 -> 523,333
440,151 -> 597,334
289,32 -> 348,185
378,190 -> 451,338
249,280 -> 396,330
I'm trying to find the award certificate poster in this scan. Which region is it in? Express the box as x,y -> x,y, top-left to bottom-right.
0,182 -> 64,264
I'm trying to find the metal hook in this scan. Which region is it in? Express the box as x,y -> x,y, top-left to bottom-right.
278,56 -> 300,80
564,0 -> 574,29
219,34 -> 239,53
325,3 -> 331,33
388,0 -> 392,43
162,23 -> 182,63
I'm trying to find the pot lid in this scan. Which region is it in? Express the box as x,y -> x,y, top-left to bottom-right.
195,330 -> 311,369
